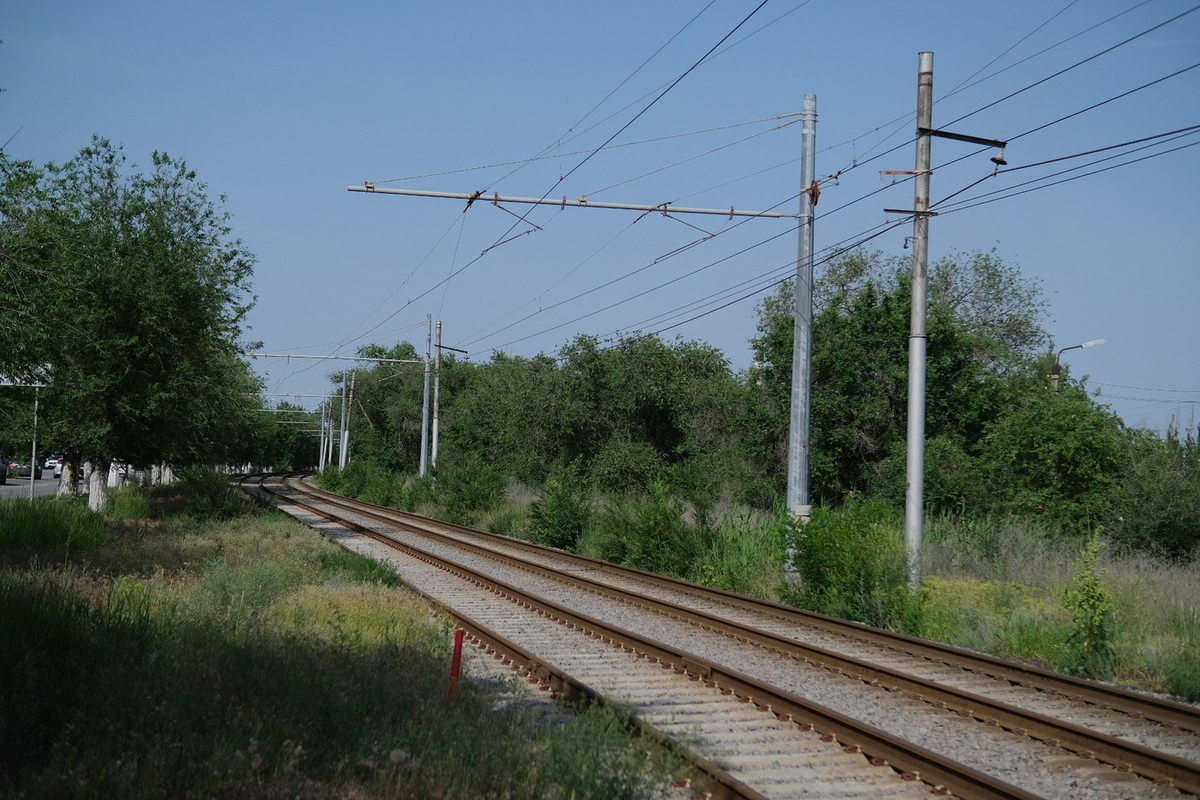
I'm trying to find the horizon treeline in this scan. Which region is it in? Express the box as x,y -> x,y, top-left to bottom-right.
327,248 -> 1198,561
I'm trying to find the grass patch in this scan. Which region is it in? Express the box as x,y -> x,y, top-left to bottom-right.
0,497 -> 105,559
0,502 -> 678,799
108,486 -> 154,520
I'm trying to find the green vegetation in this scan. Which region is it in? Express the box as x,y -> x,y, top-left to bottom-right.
0,490 -> 680,799
782,499 -> 916,630
0,497 -> 104,557
308,247 -> 1195,700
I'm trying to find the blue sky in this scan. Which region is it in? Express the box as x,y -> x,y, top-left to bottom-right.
5,1 -> 1199,432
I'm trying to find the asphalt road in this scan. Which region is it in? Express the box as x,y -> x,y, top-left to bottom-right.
0,474 -> 72,501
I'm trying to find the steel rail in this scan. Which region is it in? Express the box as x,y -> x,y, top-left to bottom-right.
281,475 -> 1200,795
294,476 -> 1200,736
243,474 -> 763,800
253,474 -> 1044,800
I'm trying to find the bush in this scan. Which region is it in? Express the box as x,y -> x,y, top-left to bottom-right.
688,512 -> 786,598
175,467 -> 250,520
582,483 -> 706,577
529,462 -> 590,550
784,498 -> 914,630
432,457 -> 507,524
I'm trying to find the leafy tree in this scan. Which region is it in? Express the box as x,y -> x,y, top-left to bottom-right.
1105,424 -> 1200,558
973,381 -> 1123,531
0,138 -> 258,509
339,342 -> 428,472
812,248 -> 1049,366
746,250 -> 1019,505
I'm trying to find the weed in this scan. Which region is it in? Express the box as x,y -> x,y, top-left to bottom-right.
1062,533 -> 1116,679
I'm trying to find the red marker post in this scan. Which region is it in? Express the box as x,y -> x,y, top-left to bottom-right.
448,628 -> 465,703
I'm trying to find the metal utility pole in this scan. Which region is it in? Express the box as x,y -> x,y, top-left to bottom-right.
30,386 -> 40,502
419,315 -> 433,477
904,53 -> 934,593
888,52 -> 1006,592
338,370 -> 351,469
432,329 -> 467,473
432,321 -> 442,471
786,94 -> 817,527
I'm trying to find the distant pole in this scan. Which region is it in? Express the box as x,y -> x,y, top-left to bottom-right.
431,320 -> 442,470
419,315 -> 433,477
345,372 -> 355,465
29,387 -> 39,502
338,369 -> 349,469
318,405 -> 327,469
786,94 -> 817,528
904,52 -> 934,592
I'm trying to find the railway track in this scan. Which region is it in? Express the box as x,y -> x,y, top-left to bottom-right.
243,473 -> 1200,800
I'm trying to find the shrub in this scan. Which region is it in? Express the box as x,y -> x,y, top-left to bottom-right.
529,462 -> 591,550
583,483 -> 706,577
1162,607 -> 1200,701
108,487 -> 153,520
784,498 -> 914,630
176,467 -> 250,520
432,457 -> 507,524
688,512 -> 786,598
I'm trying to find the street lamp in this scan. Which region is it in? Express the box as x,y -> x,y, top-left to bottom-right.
1051,339 -> 1105,390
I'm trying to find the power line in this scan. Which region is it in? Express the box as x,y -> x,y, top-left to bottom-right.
941,3 -> 1200,131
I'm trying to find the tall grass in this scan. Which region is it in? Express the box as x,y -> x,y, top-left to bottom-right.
0,507 -> 678,799
312,465 -> 1200,702
922,516 -> 1200,700
0,497 -> 105,557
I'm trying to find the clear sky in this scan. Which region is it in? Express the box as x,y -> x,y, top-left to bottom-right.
5,1 -> 1199,433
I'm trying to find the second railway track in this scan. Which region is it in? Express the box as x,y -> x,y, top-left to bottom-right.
245,473 -> 1200,800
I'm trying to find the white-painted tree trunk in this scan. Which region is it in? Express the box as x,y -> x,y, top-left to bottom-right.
88,462 -> 109,512
57,461 -> 79,497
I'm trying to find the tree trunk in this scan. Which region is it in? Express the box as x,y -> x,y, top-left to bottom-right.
88,460 -> 110,513
58,455 -> 81,497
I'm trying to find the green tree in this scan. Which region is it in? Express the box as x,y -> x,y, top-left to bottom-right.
745,250 -> 1018,505
974,380 -> 1123,531
0,138 -> 259,509
1103,424 -> 1200,558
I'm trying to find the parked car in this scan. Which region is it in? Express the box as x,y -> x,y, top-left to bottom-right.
7,460 -> 43,479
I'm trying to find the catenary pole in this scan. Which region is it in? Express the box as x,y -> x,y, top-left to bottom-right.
432,320 -> 442,470
419,315 -> 433,477
338,369 -> 349,469
786,94 -> 817,529
904,52 -> 934,593
897,53 -> 1006,592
